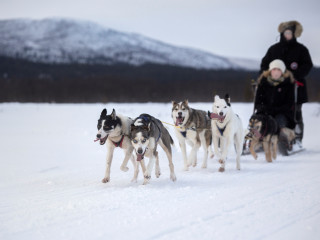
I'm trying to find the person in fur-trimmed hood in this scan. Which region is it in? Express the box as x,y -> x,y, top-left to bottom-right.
255,59 -> 296,154
260,20 -> 313,147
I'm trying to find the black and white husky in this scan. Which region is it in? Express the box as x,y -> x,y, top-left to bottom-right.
209,95 -> 244,172
172,100 -> 213,171
95,109 -> 139,183
130,114 -> 176,185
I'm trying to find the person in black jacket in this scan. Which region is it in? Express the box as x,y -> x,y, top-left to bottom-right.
255,59 -> 295,129
260,20 -> 313,147
255,59 -> 296,154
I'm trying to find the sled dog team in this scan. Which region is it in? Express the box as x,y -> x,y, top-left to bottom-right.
95,94 -> 277,185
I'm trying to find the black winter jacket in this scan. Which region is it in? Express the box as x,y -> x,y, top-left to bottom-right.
254,70 -> 295,129
260,36 -> 313,104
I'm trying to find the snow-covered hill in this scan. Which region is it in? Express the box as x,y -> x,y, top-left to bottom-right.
0,102 -> 319,240
0,18 -> 258,70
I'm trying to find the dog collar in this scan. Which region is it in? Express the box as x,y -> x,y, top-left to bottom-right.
112,135 -> 125,148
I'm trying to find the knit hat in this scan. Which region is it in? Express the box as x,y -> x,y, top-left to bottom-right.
269,59 -> 286,73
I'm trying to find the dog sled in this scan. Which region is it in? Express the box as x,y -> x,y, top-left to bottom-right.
242,79 -> 305,157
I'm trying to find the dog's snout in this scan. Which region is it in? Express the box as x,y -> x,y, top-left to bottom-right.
96,134 -> 101,139
219,112 -> 224,116
137,148 -> 143,154
178,112 -> 182,117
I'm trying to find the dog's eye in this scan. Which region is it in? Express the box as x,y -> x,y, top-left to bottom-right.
132,139 -> 138,144
216,106 -> 219,108
142,139 -> 146,143
182,108 -> 185,111
224,106 -> 227,108
98,124 -> 101,129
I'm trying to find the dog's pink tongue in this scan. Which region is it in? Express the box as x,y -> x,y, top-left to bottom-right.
176,117 -> 183,126
94,138 -> 100,142
210,113 -> 224,121
210,113 -> 219,119
253,129 -> 262,138
136,154 -> 144,161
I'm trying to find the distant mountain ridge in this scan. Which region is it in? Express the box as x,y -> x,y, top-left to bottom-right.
0,18 -> 259,70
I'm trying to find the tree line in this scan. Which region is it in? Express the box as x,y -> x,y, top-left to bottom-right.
0,56 -> 319,103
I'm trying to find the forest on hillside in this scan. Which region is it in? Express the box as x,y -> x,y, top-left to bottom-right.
1,56 -> 319,103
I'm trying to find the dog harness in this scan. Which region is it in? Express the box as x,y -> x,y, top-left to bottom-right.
112,135 -> 125,148
216,124 -> 227,136
180,131 -> 187,138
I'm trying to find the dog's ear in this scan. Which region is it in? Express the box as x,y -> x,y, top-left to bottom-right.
130,124 -> 137,131
147,122 -> 151,131
224,94 -> 231,106
182,99 -> 189,106
172,101 -> 177,106
111,109 -> 116,120
214,95 -> 220,102
208,111 -> 211,118
100,108 -> 107,118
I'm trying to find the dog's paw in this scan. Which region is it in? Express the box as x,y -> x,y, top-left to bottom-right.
201,163 -> 207,168
218,167 -> 225,172
101,177 -> 110,183
131,177 -> 138,183
120,166 -> 129,172
143,175 -> 150,185
183,166 -> 189,171
192,162 -> 197,167
209,153 -> 214,159
187,159 -> 193,167
144,172 -> 151,180
143,180 -> 149,185
218,159 -> 225,164
155,170 -> 161,178
170,173 -> 177,182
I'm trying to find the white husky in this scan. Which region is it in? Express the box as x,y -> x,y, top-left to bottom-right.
210,95 -> 244,172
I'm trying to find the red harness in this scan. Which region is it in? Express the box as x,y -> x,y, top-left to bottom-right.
112,135 -> 125,148
295,80 -> 304,87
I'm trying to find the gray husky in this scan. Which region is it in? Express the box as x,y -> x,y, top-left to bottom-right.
172,100 -> 213,171
130,114 -> 177,185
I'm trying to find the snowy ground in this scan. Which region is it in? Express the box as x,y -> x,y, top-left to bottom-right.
1,102 -> 320,240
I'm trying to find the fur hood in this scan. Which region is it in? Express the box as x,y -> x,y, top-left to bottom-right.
278,20 -> 303,38
257,70 -> 295,84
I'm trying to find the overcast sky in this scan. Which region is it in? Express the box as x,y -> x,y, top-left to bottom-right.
1,0 -> 319,65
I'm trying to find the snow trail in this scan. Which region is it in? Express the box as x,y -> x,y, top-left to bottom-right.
0,103 -> 319,240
